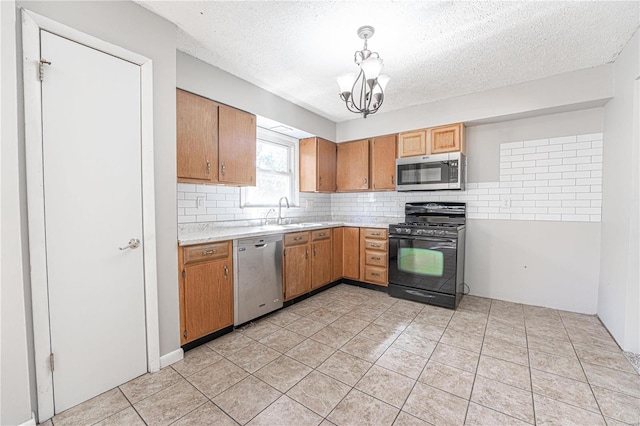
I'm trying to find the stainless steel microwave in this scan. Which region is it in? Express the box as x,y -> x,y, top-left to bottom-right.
395,152 -> 466,191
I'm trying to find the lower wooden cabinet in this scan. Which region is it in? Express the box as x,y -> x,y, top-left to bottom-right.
283,242 -> 311,301
343,227 -> 360,280
311,231 -> 332,289
360,228 -> 389,286
179,241 -> 233,345
284,229 -> 333,300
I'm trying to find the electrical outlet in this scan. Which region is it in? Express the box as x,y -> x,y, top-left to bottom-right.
305,199 -> 313,209
196,196 -> 205,208
501,197 -> 511,208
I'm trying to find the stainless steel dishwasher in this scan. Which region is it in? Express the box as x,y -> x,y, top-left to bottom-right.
233,235 -> 283,326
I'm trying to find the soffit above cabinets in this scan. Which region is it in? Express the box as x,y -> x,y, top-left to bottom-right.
135,1 -> 639,123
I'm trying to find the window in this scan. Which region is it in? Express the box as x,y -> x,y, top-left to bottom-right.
241,128 -> 298,207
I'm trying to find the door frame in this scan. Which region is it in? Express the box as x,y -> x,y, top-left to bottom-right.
21,9 -> 160,421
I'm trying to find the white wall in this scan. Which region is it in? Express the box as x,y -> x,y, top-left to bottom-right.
1,2 -> 34,424
11,1 -> 181,420
336,65 -> 613,142
599,31 -> 640,353
331,109 -> 604,314
177,51 -> 336,142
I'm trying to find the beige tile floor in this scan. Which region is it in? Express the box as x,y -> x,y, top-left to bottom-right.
43,284 -> 640,426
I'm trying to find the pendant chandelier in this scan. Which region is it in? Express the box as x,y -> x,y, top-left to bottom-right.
337,25 -> 390,119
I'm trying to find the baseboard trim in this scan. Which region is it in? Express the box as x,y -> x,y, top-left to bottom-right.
19,413 -> 36,426
159,348 -> 184,368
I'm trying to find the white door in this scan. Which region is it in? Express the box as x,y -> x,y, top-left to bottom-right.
41,30 -> 147,413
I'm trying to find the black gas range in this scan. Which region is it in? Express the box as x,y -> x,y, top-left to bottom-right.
388,202 -> 466,309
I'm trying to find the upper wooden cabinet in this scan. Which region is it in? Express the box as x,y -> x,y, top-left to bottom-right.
398,129 -> 427,158
177,89 -> 219,182
176,89 -> 256,186
428,123 -> 465,154
218,105 -> 257,185
300,137 -> 337,192
398,123 -> 466,157
337,139 -> 370,191
370,134 -> 397,191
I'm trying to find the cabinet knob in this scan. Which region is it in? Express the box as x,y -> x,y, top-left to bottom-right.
363,177 -> 368,186
305,248 -> 309,259
206,160 -> 211,174
391,175 -> 394,184
220,162 -> 226,176
319,176 -> 322,187
313,246 -> 317,256
224,264 -> 229,280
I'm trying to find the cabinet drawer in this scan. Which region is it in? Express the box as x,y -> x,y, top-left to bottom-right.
363,228 -> 387,239
365,250 -> 387,267
311,229 -> 331,241
284,232 -> 310,246
364,239 -> 388,251
183,241 -> 230,264
364,266 -> 387,284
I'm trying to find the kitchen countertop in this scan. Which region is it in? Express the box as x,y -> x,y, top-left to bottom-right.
178,221 -> 394,246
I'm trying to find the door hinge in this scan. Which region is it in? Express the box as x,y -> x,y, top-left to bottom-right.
49,353 -> 55,372
182,269 -> 186,278
39,59 -> 51,81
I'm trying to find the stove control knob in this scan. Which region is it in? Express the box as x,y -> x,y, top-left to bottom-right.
438,230 -> 446,236
427,230 -> 435,236
395,228 -> 402,234
415,229 -> 423,235
404,228 -> 412,234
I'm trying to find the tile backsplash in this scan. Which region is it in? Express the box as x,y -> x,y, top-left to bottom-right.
177,133 -> 603,225
177,184 -> 331,225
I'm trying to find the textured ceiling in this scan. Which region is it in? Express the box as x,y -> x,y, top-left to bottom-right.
135,1 -> 639,123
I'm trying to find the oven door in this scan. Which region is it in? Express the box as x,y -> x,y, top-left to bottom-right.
388,235 -> 458,295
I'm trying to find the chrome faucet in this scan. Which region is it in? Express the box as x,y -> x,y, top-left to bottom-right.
263,208 -> 275,225
277,197 -> 289,225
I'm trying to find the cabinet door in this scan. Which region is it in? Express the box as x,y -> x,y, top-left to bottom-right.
214,259 -> 233,331
428,123 -> 464,154
177,89 -> 218,183
398,130 -> 427,158
343,227 -> 360,280
331,227 -> 344,281
218,105 -> 257,185
337,139 -> 369,191
284,244 -> 310,301
299,137 -> 318,192
370,135 -> 397,191
311,239 -> 332,289
317,138 -> 337,192
183,260 -> 226,343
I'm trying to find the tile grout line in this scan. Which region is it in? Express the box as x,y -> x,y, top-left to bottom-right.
560,314 -> 609,423
462,299 -> 491,425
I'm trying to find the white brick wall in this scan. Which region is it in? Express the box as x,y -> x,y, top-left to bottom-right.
177,133 -> 603,225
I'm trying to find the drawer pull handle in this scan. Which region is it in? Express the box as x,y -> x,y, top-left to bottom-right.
371,243 -> 381,248
371,272 -> 381,277
294,237 -> 302,241
372,232 -> 381,236
202,249 -> 217,256
372,256 -> 381,260
319,233 -> 325,236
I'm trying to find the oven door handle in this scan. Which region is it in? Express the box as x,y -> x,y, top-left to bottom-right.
389,235 -> 457,244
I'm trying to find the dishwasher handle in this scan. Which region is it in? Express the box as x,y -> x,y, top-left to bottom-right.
254,243 -> 268,249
